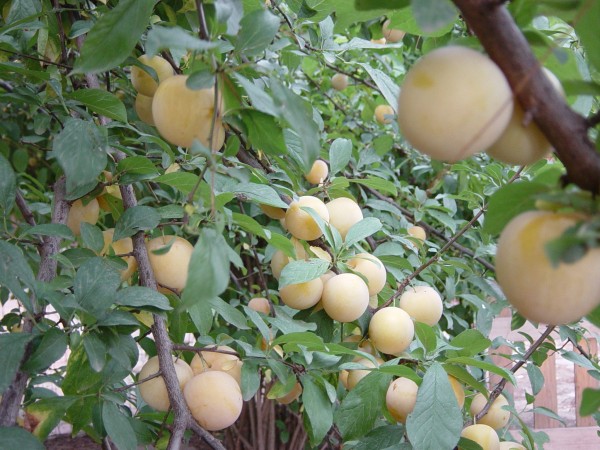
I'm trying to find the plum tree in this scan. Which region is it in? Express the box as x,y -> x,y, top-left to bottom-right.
134,94 -> 155,126
101,229 -> 137,281
130,54 -> 174,97
321,273 -> 370,322
152,75 -> 225,149
347,253 -> 387,296
470,393 -> 510,430
346,357 -> 384,390
304,160 -> 329,184
369,307 -> 415,355
66,198 -> 100,236
399,285 -> 444,326
375,104 -> 394,125
260,204 -> 287,220
326,197 -> 363,240
138,356 -> 194,412
279,277 -> 324,310
146,235 -> 194,292
270,249 -> 290,280
331,73 -> 348,91
385,377 -> 418,423
190,345 -> 243,385
184,371 -> 243,431
495,211 -> 600,324
248,297 -> 271,314
397,46 -> 513,162
407,225 -> 426,241
284,196 -> 330,241
460,424 -> 500,450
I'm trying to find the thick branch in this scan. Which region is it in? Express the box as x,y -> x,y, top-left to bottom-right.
453,0 -> 600,193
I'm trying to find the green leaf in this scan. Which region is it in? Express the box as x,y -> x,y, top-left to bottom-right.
51,119 -> 107,198
344,217 -> 383,247
414,322 -> 437,353
113,206 -> 160,241
102,402 -> 137,450
116,156 -> 159,184
74,258 -> 121,315
387,6 -> 454,37
279,258 -> 330,288
349,177 -> 398,196
209,297 -> 250,330
0,333 -> 34,393
329,138 -> 352,175
575,0 -> 600,72
233,212 -> 268,238
73,0 -> 158,74
334,370 -> 393,440
232,74 -> 276,114
446,329 -> 492,358
233,182 -> 288,207
25,396 -> 77,440
155,172 -> 199,195
80,223 -> 105,253
188,300 -> 214,335
240,110 -> 286,156
580,387 -> 600,416
358,64 -> 400,113
181,229 -> 230,308
66,89 -> 127,122
354,0 -> 410,10
236,9 -> 280,57
587,304 -> 600,328
411,0 -> 458,33
273,332 -> 325,349
301,375 -> 334,445
23,327 -> 68,372
241,359 -> 261,401
352,425 -> 409,450
457,437 -> 484,450
0,427 -> 44,450
0,154 -> 16,216
186,70 -> 215,90
444,356 -> 516,385
145,25 -> 217,56
483,181 -> 548,235
20,223 -> 74,241
406,362 -> 462,450
83,333 -> 107,372
116,286 -> 172,311
0,240 -> 36,304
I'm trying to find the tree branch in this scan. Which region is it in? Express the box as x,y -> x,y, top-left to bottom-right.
452,0 -> 600,193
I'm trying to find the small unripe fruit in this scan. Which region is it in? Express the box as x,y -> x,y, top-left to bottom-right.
495,211 -> 600,325
67,198 -> 100,235
285,196 -> 329,241
386,377 -> 418,423
190,345 -> 242,386
101,229 -> 137,281
248,297 -> 271,315
131,54 -> 174,97
470,393 -> 510,430
347,253 -> 387,296
399,285 -> 444,326
321,273 -> 369,322
305,160 -> 329,184
184,371 -> 243,431
146,235 -> 194,291
280,278 -> 324,310
270,250 -> 290,280
407,225 -> 426,241
152,75 -> 225,149
326,197 -> 363,240
346,357 -> 383,390
382,20 -> 405,43
260,204 -> 286,219
398,46 -> 512,162
460,424 -> 500,450
499,442 -> 525,450
369,307 -> 414,355
134,94 -> 155,125
375,104 -> 394,124
448,375 -> 465,409
331,73 -> 348,91
276,381 -> 303,405
138,356 -> 194,412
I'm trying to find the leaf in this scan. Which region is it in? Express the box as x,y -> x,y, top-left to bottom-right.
273,332 -> 325,349
154,172 -> 200,195
181,229 -> 230,308
73,0 -> 158,74
145,25 -> 217,56
0,427 -> 44,450
20,224 -> 74,241
0,240 -> 36,304
80,223 -> 105,253
414,322 -> 437,353
354,0 -> 410,10
116,286 -> 172,311
74,257 -> 121,315
209,297 -> 250,330
587,304 -> 600,328
0,153 -> 16,216
411,0 -> 458,33
241,359 -> 261,401
113,206 -> 160,241
329,138 -> 352,175
83,333 -> 107,372
233,182 -> 288,207
357,64 -> 400,112
406,362 -> 462,450
349,177 -> 398,196
483,181 -> 548,235
239,110 -> 287,156
279,258 -> 330,288
102,402 -> 137,450
353,425 -> 409,450
23,327 -> 68,372
0,333 -> 33,393
236,9 -> 280,57
574,0 -> 600,72
233,74 -> 276,114
446,329 -> 492,358
580,387 -> 600,416
444,357 -> 516,385
301,375 -> 334,445
334,370 -> 393,440
66,89 -> 127,122
25,396 -> 77,440
51,118 -> 107,198
344,217 -> 383,247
